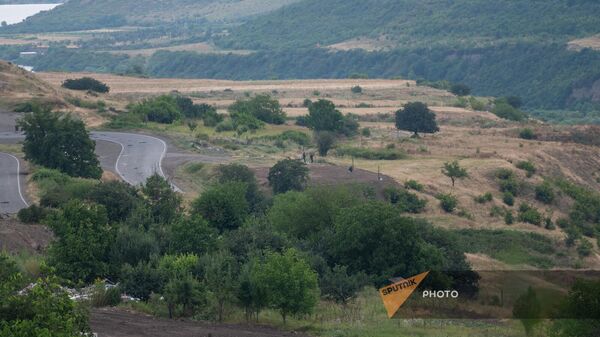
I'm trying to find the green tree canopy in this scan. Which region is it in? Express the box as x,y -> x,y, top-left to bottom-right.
46,200 -> 114,284
192,182 -> 250,232
442,160 -> 469,187
395,102 -> 439,137
512,286 -> 542,337
18,106 -> 102,179
141,174 -> 182,225
229,94 -> 286,124
254,249 -> 319,323
268,159 -> 309,194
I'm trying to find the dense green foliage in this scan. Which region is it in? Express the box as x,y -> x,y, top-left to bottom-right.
550,279 -> 600,337
228,94 -> 286,125
268,159 -> 309,194
130,95 -> 182,124
218,0 -> 600,50
17,106 -> 102,179
62,77 -> 110,93
306,99 -> 358,136
395,102 -> 439,136
0,254 -> 90,336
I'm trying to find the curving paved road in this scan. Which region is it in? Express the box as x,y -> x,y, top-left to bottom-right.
0,130 -> 178,214
0,152 -> 28,214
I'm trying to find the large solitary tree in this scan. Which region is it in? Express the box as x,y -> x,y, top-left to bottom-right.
18,107 -> 102,179
395,102 -> 439,137
268,159 -> 309,194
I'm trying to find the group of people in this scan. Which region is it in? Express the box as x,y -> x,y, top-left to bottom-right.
301,151 -> 315,164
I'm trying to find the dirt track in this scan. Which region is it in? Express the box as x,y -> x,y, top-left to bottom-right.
91,308 -> 311,337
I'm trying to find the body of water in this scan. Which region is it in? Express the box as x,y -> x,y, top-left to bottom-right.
0,4 -> 60,25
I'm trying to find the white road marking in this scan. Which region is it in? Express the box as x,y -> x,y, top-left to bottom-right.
5,153 -> 29,208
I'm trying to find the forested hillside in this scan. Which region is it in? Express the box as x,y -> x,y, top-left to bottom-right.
1,0 -> 300,33
217,0 -> 600,50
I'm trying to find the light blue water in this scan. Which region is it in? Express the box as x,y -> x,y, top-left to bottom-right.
0,4 -> 60,25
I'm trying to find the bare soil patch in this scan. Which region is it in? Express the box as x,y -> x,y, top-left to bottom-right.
91,307 -> 311,337
0,218 -> 53,254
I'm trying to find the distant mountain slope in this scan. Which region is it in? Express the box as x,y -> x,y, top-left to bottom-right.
1,0 -> 300,33
217,0 -> 600,50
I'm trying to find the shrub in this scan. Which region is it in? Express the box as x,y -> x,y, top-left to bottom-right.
302,99 -> 312,108
496,168 -> 515,180
62,77 -> 109,93
577,240 -> 593,257
469,97 -> 487,111
228,94 -> 286,125
515,161 -> 536,177
503,192 -> 515,206
519,128 -> 536,140
475,192 -> 494,204
450,83 -> 471,96
315,131 -> 336,156
361,127 -> 371,137
91,282 -> 121,307
437,193 -> 458,213
17,204 -> 49,223
490,205 -> 505,217
518,203 -> 543,226
404,179 -> 424,191
268,159 -> 309,194
492,102 -> 527,121
556,218 -> 571,229
535,183 -> 555,204
505,211 -> 515,225
130,95 -> 182,124
383,187 -> 427,213
351,85 -> 363,94
335,146 -> 407,160
215,119 -> 235,132
544,217 -> 556,230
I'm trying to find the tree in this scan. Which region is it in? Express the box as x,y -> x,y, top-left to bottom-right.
120,261 -> 164,301
46,200 -> 114,284
201,250 -> 238,322
450,83 -> 471,96
141,174 -> 182,225
1,21 -> 7,28
237,258 -> 269,322
254,249 -> 319,324
550,279 -> 600,337
395,102 -> 439,137
163,275 -> 206,318
216,163 -> 265,213
268,159 -> 309,194
86,181 -> 140,223
330,202 -> 447,285
306,99 -> 344,132
62,77 -> 110,93
512,287 -> 542,337
315,131 -> 335,156
131,95 -> 182,124
320,265 -> 368,305
442,161 -> 468,187
228,94 -> 286,124
0,260 -> 90,336
192,182 -> 249,232
18,107 -> 102,179
169,215 -> 217,255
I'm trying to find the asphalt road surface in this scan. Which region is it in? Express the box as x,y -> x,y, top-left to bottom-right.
0,130 -> 177,213
0,152 -> 28,215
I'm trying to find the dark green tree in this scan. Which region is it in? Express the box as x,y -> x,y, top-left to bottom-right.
512,287 -> 542,337
550,279 -> 600,337
306,99 -> 345,132
442,160 -> 469,187
46,200 -> 114,283
320,265 -> 368,305
86,181 -> 140,222
268,159 -> 309,194
228,94 -> 286,124
18,107 -> 102,179
141,174 -> 182,225
450,83 -> 471,96
315,131 -> 336,156
216,163 -> 265,213
254,249 -> 319,324
169,215 -> 217,255
201,250 -> 238,322
395,102 -> 439,137
192,182 -> 249,232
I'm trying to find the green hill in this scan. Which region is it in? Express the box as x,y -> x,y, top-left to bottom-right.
217,0 -> 600,50
1,0 -> 300,33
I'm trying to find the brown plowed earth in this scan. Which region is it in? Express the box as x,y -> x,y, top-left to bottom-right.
91,307 -> 312,337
